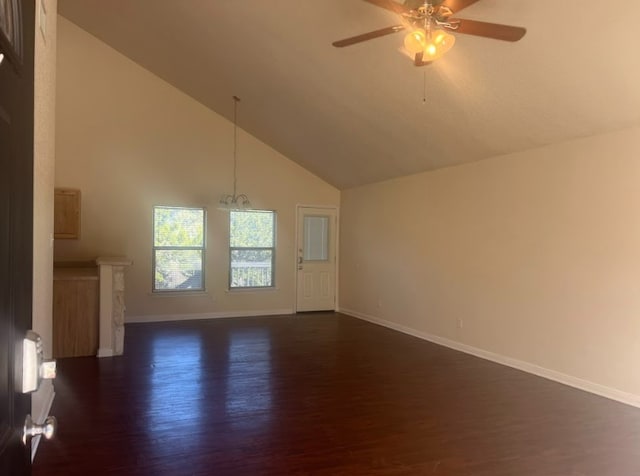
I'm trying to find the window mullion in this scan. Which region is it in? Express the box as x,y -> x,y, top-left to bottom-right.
155,246 -> 203,251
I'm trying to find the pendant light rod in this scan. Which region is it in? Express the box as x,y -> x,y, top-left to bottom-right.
219,95 -> 251,210
232,95 -> 240,198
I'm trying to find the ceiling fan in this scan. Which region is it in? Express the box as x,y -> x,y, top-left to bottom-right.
332,0 -> 526,66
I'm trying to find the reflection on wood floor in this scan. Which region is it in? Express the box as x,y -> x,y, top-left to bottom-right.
34,312 -> 640,475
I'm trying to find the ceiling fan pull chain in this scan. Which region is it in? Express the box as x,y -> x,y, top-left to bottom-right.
423,70 -> 427,103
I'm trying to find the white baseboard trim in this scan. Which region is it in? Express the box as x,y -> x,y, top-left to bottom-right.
97,348 -> 114,358
126,308 -> 295,324
340,307 -> 640,409
31,380 -> 56,461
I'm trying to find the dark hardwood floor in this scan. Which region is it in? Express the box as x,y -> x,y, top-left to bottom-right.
33,312 -> 640,475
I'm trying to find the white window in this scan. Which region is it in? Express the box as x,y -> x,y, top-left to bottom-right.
153,206 -> 205,292
229,210 -> 276,289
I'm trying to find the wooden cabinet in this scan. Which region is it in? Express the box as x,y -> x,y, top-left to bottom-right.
54,188 -> 81,239
53,267 -> 99,358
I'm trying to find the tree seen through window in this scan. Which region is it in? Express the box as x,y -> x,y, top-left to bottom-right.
229,210 -> 275,288
153,206 -> 205,291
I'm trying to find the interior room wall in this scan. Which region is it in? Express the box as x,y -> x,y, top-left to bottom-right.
54,17 -> 339,320
32,0 -> 57,451
340,125 -> 640,404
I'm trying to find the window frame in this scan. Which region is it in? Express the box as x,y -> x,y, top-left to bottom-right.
152,205 -> 207,293
228,210 -> 276,290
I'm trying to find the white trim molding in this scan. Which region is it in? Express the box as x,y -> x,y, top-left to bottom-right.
97,348 -> 114,358
340,308 -> 640,409
126,308 -> 294,324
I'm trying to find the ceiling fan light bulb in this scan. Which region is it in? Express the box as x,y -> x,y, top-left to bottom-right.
404,28 -> 426,54
423,30 -> 455,61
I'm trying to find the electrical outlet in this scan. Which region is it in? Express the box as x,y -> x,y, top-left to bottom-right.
377,299 -> 382,309
457,319 -> 463,329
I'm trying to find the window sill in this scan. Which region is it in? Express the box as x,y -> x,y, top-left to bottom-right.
225,287 -> 278,294
149,290 -> 210,298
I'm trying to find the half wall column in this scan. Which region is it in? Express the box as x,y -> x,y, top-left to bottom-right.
96,257 -> 132,357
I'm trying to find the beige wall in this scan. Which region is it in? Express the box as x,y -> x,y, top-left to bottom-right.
340,125 -> 640,402
32,0 -> 57,432
54,17 -> 339,320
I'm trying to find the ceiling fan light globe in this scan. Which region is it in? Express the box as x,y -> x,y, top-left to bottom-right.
404,28 -> 427,54
423,30 -> 455,61
439,30 -> 455,54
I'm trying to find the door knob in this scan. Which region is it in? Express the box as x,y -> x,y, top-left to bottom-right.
23,415 -> 57,444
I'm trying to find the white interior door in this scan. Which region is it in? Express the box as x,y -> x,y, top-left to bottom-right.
296,207 -> 337,312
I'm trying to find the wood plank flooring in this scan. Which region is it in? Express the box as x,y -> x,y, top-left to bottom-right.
33,313 -> 640,475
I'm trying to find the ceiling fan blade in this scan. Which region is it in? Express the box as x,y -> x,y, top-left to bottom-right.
332,25 -> 406,47
451,19 -> 526,42
362,0 -> 409,15
440,0 -> 480,14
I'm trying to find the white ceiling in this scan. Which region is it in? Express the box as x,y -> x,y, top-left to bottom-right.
58,0 -> 640,190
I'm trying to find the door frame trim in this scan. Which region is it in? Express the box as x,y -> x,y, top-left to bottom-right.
294,204 -> 340,313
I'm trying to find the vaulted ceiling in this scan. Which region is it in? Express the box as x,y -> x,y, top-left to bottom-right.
58,0 -> 640,190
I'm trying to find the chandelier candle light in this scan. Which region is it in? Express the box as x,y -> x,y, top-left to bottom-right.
219,95 -> 251,211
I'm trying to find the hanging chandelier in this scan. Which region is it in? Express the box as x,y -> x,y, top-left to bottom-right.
219,95 -> 251,211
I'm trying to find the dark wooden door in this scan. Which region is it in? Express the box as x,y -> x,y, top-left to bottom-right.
0,0 -> 35,474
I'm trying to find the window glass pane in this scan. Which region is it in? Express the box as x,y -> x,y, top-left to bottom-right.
230,249 -> 273,288
230,211 -> 274,248
303,216 -> 329,261
154,207 -> 204,247
155,250 -> 203,290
